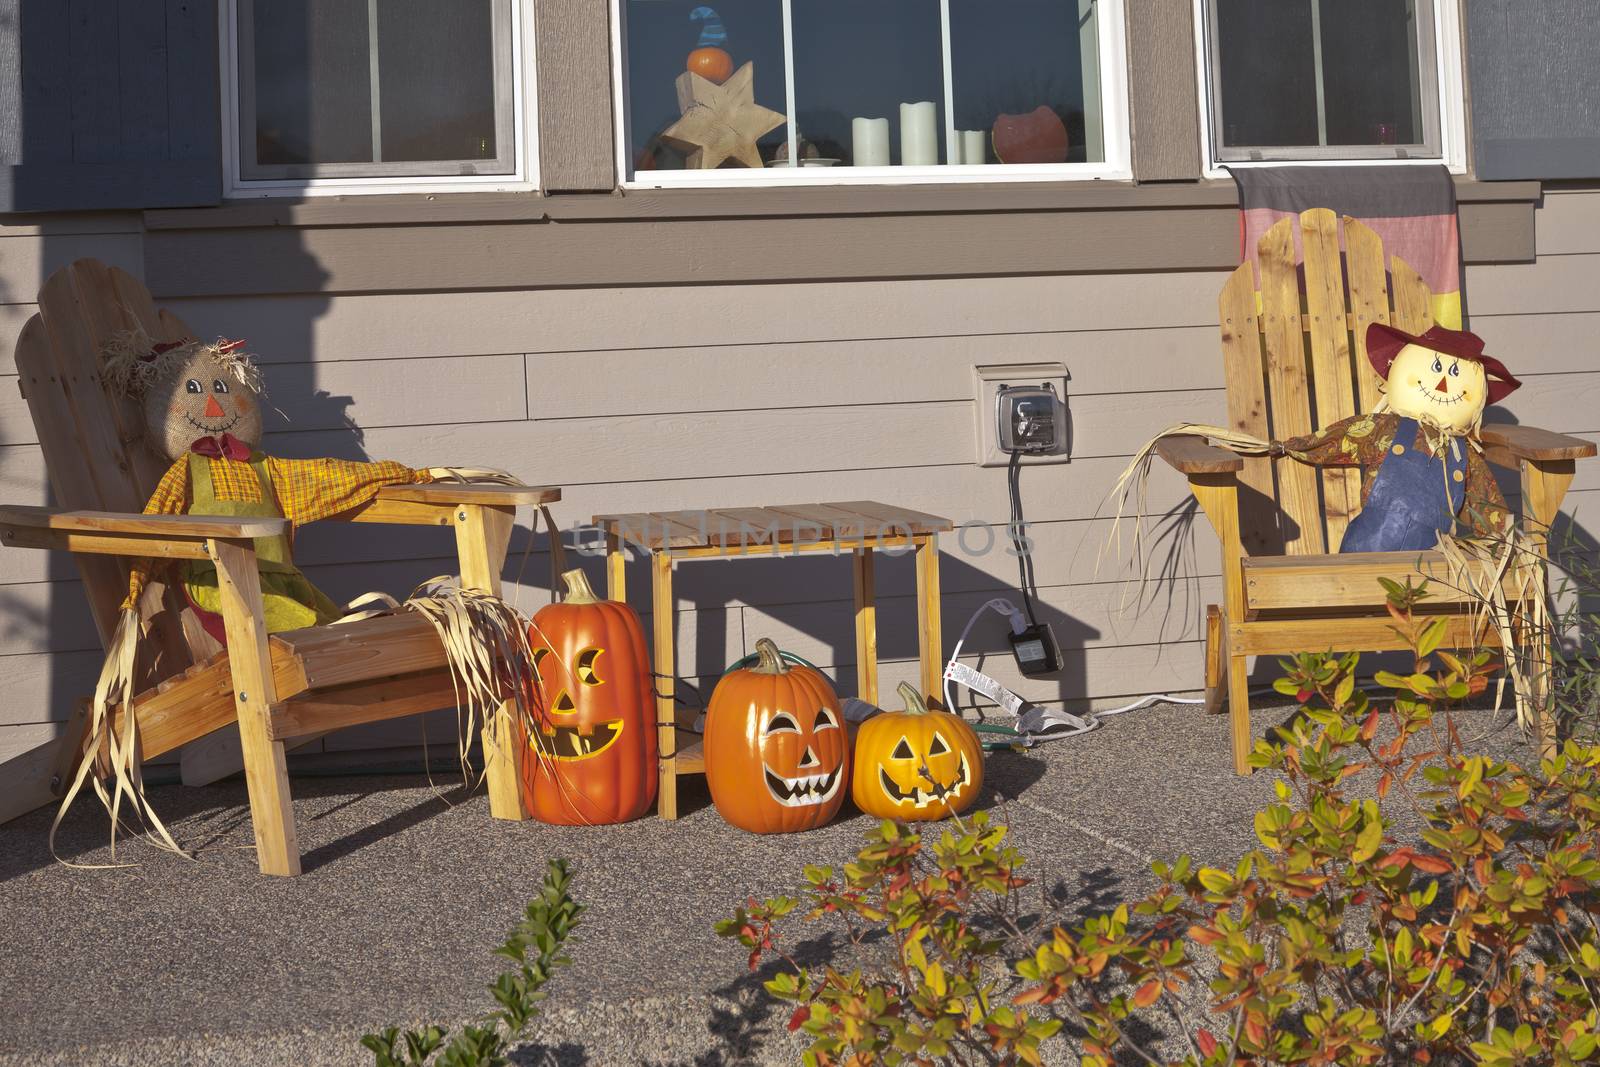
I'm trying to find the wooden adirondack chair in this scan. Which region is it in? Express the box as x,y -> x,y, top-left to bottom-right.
1158,209 -> 1596,774
0,259 -> 560,875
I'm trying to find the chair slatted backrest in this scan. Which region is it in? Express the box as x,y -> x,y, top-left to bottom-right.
15,259 -> 204,676
1217,209 -> 1435,557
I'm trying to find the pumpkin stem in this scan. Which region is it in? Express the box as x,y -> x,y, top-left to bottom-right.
559,568 -> 600,605
897,681 -> 929,715
751,637 -> 789,675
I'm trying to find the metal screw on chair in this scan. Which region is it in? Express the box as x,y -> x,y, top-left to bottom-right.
238,691 -> 248,702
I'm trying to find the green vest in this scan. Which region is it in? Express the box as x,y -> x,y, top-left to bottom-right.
181,452 -> 343,633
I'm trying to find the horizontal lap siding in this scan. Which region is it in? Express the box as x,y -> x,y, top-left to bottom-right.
3,192 -> 1600,766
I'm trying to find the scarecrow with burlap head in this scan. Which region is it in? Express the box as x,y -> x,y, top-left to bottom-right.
104,333 -> 436,638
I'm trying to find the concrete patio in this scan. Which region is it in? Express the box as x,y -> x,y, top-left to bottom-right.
0,699 -> 1538,1067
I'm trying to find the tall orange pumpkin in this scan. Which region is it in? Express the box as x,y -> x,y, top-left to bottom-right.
704,638 -> 848,834
520,569 -> 656,824
851,682 -> 984,821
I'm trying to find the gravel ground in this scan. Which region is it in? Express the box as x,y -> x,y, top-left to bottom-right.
0,699 -> 1537,1066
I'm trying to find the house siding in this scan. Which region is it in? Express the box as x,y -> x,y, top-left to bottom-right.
1,188 -> 1597,768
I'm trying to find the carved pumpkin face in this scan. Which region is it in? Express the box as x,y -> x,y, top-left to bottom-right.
851,683 -> 984,821
520,570 -> 657,825
1384,342 -> 1487,435
704,639 -> 848,834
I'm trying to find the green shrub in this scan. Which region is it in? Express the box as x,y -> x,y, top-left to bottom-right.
721,584 -> 1600,1065
363,859 -> 583,1067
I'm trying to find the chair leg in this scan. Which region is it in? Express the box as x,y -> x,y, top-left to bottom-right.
210,538 -> 301,876
1204,605 -> 1225,715
1227,652 -> 1252,776
653,549 -> 678,820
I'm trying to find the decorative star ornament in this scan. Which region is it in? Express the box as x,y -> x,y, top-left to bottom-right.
660,61 -> 785,169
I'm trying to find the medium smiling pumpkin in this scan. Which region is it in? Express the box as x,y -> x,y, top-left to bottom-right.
521,568 -> 656,825
852,682 -> 983,821
704,638 -> 848,833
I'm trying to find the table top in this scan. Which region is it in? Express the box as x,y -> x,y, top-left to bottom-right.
594,501 -> 953,551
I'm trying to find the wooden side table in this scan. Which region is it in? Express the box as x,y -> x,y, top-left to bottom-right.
593,501 -> 954,819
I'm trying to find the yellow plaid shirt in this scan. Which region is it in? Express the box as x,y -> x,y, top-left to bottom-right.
125,453 -> 430,608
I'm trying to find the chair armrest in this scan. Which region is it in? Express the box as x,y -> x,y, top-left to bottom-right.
0,506 -> 285,559
1480,424 -> 1597,463
376,483 -> 562,506
1155,435 -> 1244,475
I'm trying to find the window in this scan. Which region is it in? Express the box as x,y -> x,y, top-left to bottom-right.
1200,0 -> 1456,165
226,0 -> 530,192
614,0 -> 1129,185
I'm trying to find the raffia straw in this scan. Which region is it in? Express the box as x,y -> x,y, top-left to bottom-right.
1100,423 -> 1282,599
50,608 -> 191,868
423,467 -> 524,486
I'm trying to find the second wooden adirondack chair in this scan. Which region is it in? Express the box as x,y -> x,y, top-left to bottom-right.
0,259 -> 560,875
1157,209 -> 1595,774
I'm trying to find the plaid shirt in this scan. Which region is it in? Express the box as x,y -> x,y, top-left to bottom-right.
1283,412 -> 1509,539
125,453 -> 430,608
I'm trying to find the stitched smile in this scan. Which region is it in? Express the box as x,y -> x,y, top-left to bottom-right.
186,413 -> 241,434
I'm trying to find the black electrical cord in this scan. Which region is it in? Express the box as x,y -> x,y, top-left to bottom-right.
1007,449 -> 1041,626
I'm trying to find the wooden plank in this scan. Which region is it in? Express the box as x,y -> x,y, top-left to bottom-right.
1343,218 -> 1392,415
1154,435 -> 1244,474
1216,262 -> 1279,556
1300,209 -> 1363,551
705,507 -> 802,547
379,483 -> 561,507
1481,424 -> 1598,461
1390,254 -> 1434,335
853,548 -> 878,706
270,670 -> 460,740
593,512 -> 709,551
653,550 -> 678,819
767,504 -> 867,540
209,537 -> 301,876
1257,217 -> 1325,555
455,502 -> 526,821
673,733 -> 705,775
285,612 -> 449,690
0,505 -> 287,539
1190,474 -> 1250,774
915,536 -> 943,704
1230,613 -> 1493,657
0,729 -> 66,826
1243,551 -> 1534,613
824,501 -> 953,535
0,524 -> 212,561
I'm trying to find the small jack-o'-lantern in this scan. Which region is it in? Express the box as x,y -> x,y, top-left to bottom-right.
521,568 -> 656,825
852,682 -> 983,821
704,638 -> 848,833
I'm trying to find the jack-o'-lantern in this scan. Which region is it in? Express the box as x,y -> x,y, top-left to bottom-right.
704,638 -> 848,833
520,568 -> 656,825
852,682 -> 983,821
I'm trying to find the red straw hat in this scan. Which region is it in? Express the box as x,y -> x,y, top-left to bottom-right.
1366,322 -> 1521,405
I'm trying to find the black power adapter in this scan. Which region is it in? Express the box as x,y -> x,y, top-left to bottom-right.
1008,621 -> 1062,677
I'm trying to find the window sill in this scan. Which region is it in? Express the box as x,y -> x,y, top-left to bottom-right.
140,177 -> 1542,298
144,176 -> 1538,230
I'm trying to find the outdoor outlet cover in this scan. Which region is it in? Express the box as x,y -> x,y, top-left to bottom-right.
972,362 -> 1071,467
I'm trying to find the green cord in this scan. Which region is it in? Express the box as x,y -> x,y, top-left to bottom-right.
721,648 -> 823,676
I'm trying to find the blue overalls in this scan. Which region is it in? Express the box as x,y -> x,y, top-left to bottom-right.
1339,417 -> 1467,554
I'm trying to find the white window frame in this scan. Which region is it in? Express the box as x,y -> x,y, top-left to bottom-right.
611,0 -> 1132,188
1193,0 -> 1467,178
220,0 -> 539,198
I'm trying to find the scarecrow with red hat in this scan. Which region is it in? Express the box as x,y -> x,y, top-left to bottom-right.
1273,322 -> 1521,552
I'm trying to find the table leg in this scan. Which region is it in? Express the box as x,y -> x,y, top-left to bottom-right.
915,534 -> 943,707
652,549 -> 678,819
852,546 -> 878,706
606,532 -> 626,603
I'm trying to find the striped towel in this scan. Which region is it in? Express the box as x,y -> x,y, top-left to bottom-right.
1229,165 -> 1463,329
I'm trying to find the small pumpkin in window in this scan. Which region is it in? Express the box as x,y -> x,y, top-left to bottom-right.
520,568 -> 656,825
686,5 -> 733,84
704,638 -> 848,833
852,682 -> 983,821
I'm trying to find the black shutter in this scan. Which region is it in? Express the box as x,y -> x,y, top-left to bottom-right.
1466,0 -> 1600,180
0,1 -> 221,212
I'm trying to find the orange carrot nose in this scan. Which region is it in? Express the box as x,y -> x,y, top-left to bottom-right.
203,394 -> 226,418
1435,377 -> 1449,393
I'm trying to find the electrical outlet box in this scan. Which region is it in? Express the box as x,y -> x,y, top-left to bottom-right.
972,362 -> 1071,467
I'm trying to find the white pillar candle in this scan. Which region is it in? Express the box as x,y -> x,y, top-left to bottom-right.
899,101 -> 938,166
851,116 -> 890,167
963,130 -> 987,165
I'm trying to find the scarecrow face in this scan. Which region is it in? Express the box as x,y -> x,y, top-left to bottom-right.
144,347 -> 264,462
1384,342 -> 1487,434
758,702 -> 846,808
530,646 -> 625,761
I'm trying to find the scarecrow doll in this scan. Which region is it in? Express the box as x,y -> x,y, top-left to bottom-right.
106,334 -> 433,639
1273,323 -> 1521,553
